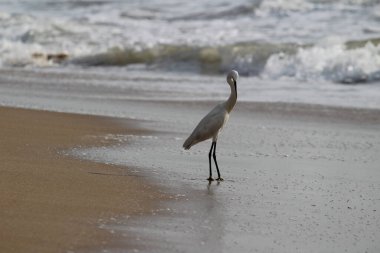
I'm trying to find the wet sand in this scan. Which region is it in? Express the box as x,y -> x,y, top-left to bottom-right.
76,100 -> 380,253
0,106 -> 165,253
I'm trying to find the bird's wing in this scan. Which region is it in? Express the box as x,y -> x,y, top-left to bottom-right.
183,104 -> 227,149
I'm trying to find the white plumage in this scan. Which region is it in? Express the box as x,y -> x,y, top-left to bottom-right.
183,70 -> 239,181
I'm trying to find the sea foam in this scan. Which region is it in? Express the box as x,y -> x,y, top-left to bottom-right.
0,0 -> 380,85
262,42 -> 380,84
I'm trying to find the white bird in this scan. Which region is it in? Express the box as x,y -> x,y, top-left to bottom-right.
183,70 -> 239,181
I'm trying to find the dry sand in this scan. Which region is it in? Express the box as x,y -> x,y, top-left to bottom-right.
0,106 -> 165,253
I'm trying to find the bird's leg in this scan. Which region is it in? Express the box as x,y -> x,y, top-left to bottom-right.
213,141 -> 223,181
207,142 -> 214,181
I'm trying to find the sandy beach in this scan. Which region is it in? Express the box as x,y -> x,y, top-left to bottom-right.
0,106 -> 166,253
1,67 -> 380,252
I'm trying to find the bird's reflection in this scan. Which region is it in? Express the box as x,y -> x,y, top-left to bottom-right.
207,180 -> 221,195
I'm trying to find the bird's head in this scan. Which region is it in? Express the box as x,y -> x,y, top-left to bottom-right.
226,70 -> 239,87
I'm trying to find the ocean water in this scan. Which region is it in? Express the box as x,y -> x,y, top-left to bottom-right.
1,0 -> 380,108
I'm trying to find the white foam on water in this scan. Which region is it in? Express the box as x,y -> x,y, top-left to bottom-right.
263,42 -> 380,83
0,0 -> 379,69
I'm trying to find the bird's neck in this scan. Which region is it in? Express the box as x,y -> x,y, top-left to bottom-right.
225,83 -> 237,113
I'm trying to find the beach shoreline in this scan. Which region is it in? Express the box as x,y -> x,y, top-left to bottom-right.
66,98 -> 380,253
1,96 -> 379,253
1,65 -> 380,253
0,106 -> 166,253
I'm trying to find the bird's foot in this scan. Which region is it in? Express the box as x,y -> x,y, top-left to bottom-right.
207,177 -> 214,181
216,177 -> 224,181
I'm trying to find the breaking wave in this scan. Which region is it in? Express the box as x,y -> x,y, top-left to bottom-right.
1,0 -> 380,86
262,40 -> 380,84
2,37 -> 380,84
69,42 -> 298,75
67,38 -> 380,84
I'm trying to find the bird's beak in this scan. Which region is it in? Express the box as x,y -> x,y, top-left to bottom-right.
233,79 -> 237,96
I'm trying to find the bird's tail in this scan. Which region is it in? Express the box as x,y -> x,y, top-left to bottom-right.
183,136 -> 194,150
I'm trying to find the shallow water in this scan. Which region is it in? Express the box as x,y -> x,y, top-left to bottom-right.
1,68 -> 380,111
